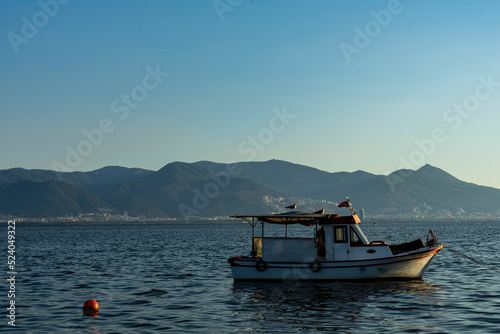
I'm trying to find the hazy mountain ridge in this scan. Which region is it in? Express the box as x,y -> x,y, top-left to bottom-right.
194,160 -> 378,201
195,160 -> 500,217
0,166 -> 154,195
106,162 -> 284,217
0,180 -> 117,217
1,160 -> 499,219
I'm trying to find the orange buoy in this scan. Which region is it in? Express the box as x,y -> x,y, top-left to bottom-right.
83,299 -> 99,317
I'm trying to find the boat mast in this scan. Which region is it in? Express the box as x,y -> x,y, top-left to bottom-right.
347,197 -> 355,215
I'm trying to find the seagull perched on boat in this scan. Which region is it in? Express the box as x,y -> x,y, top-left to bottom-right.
285,203 -> 297,210
313,208 -> 325,214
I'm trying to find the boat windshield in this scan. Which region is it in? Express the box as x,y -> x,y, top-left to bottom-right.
351,225 -> 369,244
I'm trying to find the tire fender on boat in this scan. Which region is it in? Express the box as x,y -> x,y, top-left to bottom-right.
256,259 -> 267,272
310,259 -> 321,272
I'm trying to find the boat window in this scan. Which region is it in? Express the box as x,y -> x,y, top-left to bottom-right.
334,226 -> 348,243
350,226 -> 364,245
352,225 -> 369,244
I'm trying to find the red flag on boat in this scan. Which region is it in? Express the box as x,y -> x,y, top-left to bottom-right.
338,201 -> 349,208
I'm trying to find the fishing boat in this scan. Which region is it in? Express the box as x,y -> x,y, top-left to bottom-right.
228,207 -> 442,281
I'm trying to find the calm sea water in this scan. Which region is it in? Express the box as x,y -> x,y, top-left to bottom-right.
4,220 -> 500,333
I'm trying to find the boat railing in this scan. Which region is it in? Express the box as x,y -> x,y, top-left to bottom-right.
426,230 -> 438,246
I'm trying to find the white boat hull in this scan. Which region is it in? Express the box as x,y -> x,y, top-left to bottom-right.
229,245 -> 443,281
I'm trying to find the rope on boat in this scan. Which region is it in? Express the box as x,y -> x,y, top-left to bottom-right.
443,245 -> 500,273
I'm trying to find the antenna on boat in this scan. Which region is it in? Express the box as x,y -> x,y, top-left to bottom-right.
347,197 -> 355,215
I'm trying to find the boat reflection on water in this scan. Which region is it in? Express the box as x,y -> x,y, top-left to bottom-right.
230,280 -> 444,332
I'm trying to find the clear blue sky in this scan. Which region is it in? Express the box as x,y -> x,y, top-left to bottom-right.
1,0 -> 500,188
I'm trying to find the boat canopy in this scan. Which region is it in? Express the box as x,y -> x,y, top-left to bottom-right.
231,212 -> 361,226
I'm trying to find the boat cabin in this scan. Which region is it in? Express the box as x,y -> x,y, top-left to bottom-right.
233,213 -> 394,263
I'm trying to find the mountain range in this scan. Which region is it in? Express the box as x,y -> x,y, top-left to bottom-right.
1,160 -> 499,219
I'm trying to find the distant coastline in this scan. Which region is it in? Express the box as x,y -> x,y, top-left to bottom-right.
3,215 -> 498,225
1,160 -> 499,221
